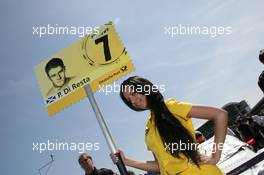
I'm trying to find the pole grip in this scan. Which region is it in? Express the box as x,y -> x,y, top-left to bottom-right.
115,152 -> 128,175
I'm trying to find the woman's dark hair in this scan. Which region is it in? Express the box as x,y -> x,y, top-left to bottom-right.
259,50 -> 264,64
120,76 -> 200,167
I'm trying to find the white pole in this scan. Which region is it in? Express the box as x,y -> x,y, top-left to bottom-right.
84,84 -> 127,175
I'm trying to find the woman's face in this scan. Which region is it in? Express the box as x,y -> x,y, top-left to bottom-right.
122,85 -> 148,110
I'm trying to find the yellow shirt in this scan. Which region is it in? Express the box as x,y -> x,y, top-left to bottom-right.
145,98 -> 224,175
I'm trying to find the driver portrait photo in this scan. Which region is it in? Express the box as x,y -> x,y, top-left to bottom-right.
45,57 -> 74,96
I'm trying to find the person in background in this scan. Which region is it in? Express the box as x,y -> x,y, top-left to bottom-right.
79,153 -> 116,175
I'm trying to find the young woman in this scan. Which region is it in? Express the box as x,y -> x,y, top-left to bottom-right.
115,76 -> 227,175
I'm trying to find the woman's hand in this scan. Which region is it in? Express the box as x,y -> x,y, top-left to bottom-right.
111,149 -> 160,172
110,149 -> 127,165
198,153 -> 221,165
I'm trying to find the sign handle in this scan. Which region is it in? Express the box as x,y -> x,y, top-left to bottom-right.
84,84 -> 128,175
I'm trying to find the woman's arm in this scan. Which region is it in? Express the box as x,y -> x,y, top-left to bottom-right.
187,105 -> 228,164
112,150 -> 160,172
125,159 -> 159,172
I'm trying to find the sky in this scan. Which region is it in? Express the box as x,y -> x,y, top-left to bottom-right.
1,0 -> 264,174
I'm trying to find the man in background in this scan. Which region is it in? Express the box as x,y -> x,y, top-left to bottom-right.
78,153 -> 116,175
